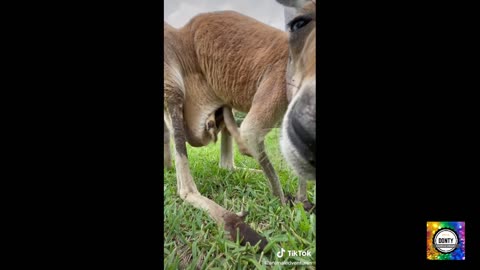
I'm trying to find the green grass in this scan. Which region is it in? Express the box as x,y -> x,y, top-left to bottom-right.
164,128 -> 316,269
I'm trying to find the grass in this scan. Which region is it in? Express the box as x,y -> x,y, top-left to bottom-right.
164,128 -> 316,269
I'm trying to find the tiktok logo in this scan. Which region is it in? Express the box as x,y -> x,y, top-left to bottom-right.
276,248 -> 286,258
275,248 -> 312,258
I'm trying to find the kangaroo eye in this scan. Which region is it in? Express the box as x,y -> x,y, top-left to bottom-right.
288,16 -> 312,32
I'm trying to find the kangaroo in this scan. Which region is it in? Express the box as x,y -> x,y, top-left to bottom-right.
277,0 -> 316,200
164,11 -> 289,250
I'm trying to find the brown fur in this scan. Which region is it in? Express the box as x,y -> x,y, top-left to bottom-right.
164,11 -> 288,147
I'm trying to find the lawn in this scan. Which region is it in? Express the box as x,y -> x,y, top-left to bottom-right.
164,128 -> 316,269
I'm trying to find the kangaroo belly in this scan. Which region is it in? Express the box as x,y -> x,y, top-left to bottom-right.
183,75 -> 223,147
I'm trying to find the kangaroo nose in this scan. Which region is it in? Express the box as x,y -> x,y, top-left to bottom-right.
287,86 -> 316,167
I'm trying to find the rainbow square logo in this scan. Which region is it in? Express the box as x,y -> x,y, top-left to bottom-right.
427,221 -> 465,260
